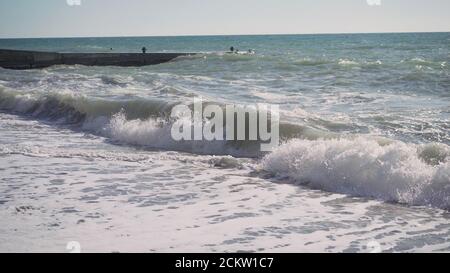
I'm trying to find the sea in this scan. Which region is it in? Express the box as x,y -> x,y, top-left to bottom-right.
0,33 -> 449,252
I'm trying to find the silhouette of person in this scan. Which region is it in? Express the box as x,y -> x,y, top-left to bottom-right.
230,46 -> 234,52
142,47 -> 147,54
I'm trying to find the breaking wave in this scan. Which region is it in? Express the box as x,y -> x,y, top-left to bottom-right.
1,87 -> 450,209
0,88 -> 282,157
261,138 -> 450,209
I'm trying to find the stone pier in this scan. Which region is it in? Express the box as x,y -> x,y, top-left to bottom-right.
0,49 -> 195,69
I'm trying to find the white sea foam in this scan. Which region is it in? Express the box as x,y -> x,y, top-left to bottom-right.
338,59 -> 359,66
261,137 -> 450,209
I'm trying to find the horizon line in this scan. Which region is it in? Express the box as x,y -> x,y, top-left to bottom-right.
1,30 -> 449,40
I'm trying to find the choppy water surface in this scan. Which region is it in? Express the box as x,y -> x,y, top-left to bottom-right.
0,33 -> 449,252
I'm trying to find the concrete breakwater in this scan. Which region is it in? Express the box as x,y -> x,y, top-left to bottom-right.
0,49 -> 195,69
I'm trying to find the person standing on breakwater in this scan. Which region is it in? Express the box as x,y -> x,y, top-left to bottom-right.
142,47 -> 147,54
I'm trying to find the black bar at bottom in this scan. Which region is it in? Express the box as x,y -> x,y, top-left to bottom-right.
0,253 -> 442,272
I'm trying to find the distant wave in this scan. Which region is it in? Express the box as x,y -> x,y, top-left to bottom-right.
338,59 -> 359,66
292,58 -> 331,66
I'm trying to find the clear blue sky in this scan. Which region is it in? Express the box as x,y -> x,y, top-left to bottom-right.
0,0 -> 449,38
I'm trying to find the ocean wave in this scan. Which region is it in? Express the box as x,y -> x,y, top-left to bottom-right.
103,111 -> 261,157
261,137 -> 450,209
0,87 -> 176,121
0,88 -> 271,157
0,87 -> 332,144
2,87 -> 450,209
338,59 -> 359,66
190,52 -> 258,63
401,58 -> 447,70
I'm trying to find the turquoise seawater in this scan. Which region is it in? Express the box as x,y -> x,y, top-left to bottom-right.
1,33 -> 449,144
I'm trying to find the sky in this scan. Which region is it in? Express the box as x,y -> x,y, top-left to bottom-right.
0,0 -> 449,38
